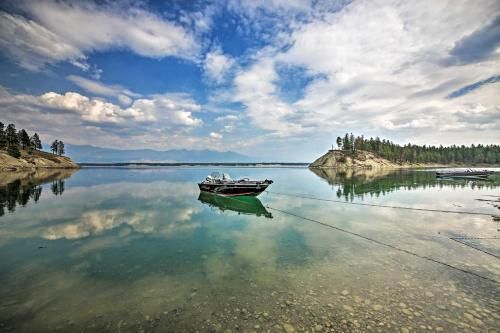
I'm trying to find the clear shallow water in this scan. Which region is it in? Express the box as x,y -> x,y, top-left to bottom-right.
0,167 -> 499,332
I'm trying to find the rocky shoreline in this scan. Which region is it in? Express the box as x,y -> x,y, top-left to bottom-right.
0,150 -> 79,171
309,150 -> 477,169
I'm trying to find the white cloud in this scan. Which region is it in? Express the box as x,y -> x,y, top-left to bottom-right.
233,57 -> 306,137
0,86 -> 209,150
37,91 -> 203,126
209,132 -> 223,140
0,1 -> 198,70
0,12 -> 84,70
204,48 -> 235,84
215,114 -> 239,122
231,0 -> 500,146
67,75 -> 140,106
130,94 -> 203,127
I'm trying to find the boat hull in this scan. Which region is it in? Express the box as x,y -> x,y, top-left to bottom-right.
198,192 -> 272,218
198,182 -> 271,196
436,171 -> 494,178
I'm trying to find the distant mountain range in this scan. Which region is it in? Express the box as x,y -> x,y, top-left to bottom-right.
64,144 -> 253,163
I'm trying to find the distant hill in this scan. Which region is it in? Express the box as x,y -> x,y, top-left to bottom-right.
65,144 -> 253,163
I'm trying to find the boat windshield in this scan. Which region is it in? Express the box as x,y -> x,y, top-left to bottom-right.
222,173 -> 231,180
210,172 -> 221,179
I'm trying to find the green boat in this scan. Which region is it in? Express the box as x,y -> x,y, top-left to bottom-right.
198,192 -> 273,218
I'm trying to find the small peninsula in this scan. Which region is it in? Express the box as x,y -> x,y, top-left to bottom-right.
310,133 -> 500,169
0,122 -> 78,171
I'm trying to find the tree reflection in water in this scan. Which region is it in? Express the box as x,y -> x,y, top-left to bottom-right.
0,170 -> 75,216
310,168 -> 500,201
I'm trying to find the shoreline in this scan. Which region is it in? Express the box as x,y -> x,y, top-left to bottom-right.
309,164 -> 500,170
0,150 -> 79,171
78,162 -> 309,168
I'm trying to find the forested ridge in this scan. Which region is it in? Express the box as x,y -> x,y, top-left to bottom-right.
335,133 -> 500,165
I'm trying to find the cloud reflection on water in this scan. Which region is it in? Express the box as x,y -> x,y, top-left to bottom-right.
0,167 -> 499,332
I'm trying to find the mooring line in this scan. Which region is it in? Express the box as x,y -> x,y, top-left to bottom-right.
266,191 -> 497,217
450,237 -> 500,240
449,238 -> 500,259
264,205 -> 499,285
217,194 -> 499,284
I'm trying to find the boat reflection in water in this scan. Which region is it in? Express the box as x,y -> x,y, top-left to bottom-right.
198,192 -> 272,219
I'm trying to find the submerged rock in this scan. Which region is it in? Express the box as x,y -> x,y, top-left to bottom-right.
282,323 -> 295,333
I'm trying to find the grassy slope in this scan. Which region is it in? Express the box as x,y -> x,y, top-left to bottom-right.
0,147 -> 79,171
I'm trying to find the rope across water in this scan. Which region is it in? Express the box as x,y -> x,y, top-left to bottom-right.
221,193 -> 499,285
265,190 -> 498,217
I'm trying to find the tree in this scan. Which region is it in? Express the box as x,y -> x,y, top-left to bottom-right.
30,133 -> 42,150
5,124 -> 20,158
329,133 -> 500,165
18,129 -> 30,149
50,140 -> 59,154
57,140 -> 65,156
343,133 -> 350,151
336,136 -> 342,149
6,124 -> 17,146
7,144 -> 21,158
0,122 -> 6,150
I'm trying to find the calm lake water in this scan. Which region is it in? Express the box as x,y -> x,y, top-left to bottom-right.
0,167 -> 499,332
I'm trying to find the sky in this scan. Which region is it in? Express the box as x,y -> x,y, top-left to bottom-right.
0,0 -> 499,161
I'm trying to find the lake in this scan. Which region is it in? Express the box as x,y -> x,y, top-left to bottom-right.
0,167 -> 499,332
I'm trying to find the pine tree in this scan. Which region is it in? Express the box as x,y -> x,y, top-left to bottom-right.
7,145 -> 21,158
18,129 -> 30,149
30,133 -> 42,150
50,140 -> 59,154
5,124 -> 20,158
343,133 -> 350,151
336,136 -> 342,149
57,140 -> 65,156
0,122 -> 6,150
334,133 -> 500,165
6,124 -> 17,145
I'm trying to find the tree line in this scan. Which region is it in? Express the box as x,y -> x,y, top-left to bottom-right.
335,133 -> 500,164
0,121 -> 65,158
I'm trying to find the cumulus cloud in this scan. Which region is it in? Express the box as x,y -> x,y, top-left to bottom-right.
38,91 -> 203,126
0,1 -> 198,70
231,0 -> 500,146
203,47 -> 235,84
0,86 -> 207,150
233,57 -> 306,137
130,94 -> 202,127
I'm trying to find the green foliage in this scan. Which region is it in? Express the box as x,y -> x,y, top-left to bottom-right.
30,133 -> 42,150
0,122 -> 6,150
0,121 -> 64,159
6,124 -> 18,146
336,136 -> 342,149
5,124 -> 20,158
18,129 -> 30,149
7,144 -> 21,158
51,140 -> 59,154
336,133 -> 500,165
57,140 -> 65,156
